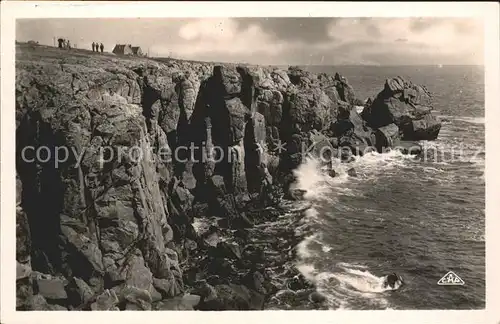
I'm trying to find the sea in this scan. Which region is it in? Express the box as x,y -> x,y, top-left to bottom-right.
286,65 -> 485,310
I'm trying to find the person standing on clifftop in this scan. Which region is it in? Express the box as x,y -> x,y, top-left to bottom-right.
95,41 -> 99,53
92,42 -> 95,52
100,43 -> 104,53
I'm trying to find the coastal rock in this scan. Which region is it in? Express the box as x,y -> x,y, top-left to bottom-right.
66,277 -> 94,306
361,76 -> 441,141
16,53 -> 182,311
393,140 -> 423,155
29,294 -> 68,311
305,130 -> 337,163
113,284 -> 153,310
283,87 -> 336,136
401,113 -> 442,141
332,108 -> 376,156
334,72 -> 357,105
90,289 -> 119,310
154,294 -> 201,310
33,275 -> 68,301
257,89 -> 284,127
15,44 -> 443,311
374,123 -> 400,152
197,284 -> 264,310
152,276 -> 182,299
308,291 -> 327,304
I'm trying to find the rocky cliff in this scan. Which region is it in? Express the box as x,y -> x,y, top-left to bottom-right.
15,43 -> 441,310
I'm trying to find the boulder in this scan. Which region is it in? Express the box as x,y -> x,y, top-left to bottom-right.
283,87 -> 336,137
309,291 -> 327,304
242,271 -> 267,295
66,277 -> 94,306
347,168 -> 358,177
361,76 -> 439,132
304,130 -> 337,164
124,254 -> 153,291
374,123 -> 400,152
197,284 -> 265,310
154,294 -> 201,310
213,65 -> 243,96
401,113 -> 442,141
114,284 -> 153,310
60,225 -> 104,277
212,241 -> 242,260
334,72 -> 357,105
90,289 -> 119,310
287,66 -> 315,88
33,275 -> 68,301
152,276 -> 182,299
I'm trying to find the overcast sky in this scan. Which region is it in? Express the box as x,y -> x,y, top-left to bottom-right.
16,18 -> 484,65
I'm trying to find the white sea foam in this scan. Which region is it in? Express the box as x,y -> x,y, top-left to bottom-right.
295,263 -> 317,282
437,114 -> 484,125
454,116 -> 485,124
291,150 -> 412,309
296,262 -> 393,309
321,245 -> 333,253
292,157 -> 332,201
296,234 -> 318,259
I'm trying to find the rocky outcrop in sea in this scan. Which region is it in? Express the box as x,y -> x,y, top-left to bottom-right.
15,43 -> 441,310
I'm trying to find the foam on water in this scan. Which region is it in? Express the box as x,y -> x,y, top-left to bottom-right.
438,115 -> 485,125
292,157 -> 333,201
290,153 -> 416,309
454,116 -> 485,124
289,118 -> 484,309
296,234 -> 319,259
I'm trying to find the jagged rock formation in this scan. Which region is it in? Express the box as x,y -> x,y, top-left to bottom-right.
15,44 -> 441,311
361,76 -> 441,140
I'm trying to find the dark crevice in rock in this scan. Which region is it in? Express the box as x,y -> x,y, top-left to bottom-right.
16,111 -> 66,275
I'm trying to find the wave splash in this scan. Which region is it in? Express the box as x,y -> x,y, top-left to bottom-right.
291,153 -> 414,309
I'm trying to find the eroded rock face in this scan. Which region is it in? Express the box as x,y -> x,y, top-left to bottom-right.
16,54 -> 191,310
15,46 -> 441,311
282,86 -> 336,137
361,76 -> 441,140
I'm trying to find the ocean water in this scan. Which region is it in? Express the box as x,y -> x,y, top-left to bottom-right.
292,65 -> 485,310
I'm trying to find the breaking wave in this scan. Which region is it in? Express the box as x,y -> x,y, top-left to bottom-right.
291,153 -> 415,309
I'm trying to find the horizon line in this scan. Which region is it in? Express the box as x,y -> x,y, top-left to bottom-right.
15,42 -> 484,68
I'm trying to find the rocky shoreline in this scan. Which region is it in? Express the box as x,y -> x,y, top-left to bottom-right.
15,43 -> 441,310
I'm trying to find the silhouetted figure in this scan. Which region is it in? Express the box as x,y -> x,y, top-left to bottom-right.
57,38 -> 64,49
100,43 -> 104,53
92,42 -> 95,52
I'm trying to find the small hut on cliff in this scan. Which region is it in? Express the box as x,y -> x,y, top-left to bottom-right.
131,46 -> 144,57
112,44 -> 134,56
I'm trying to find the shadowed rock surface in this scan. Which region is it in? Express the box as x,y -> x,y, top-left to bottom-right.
15,43 -> 441,310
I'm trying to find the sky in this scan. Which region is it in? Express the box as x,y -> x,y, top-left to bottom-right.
16,18 -> 484,66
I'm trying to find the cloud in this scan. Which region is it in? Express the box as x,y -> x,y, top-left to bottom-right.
237,18 -> 335,44
151,18 -> 291,64
324,18 -> 484,65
